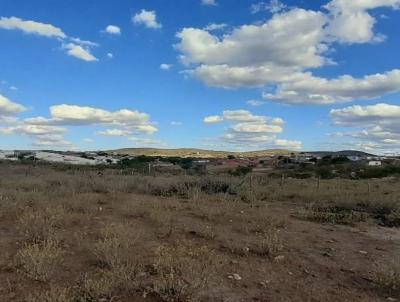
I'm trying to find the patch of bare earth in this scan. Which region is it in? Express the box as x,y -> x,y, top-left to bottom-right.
0,162 -> 399,301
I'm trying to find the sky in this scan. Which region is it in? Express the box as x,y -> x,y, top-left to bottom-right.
0,0 -> 400,154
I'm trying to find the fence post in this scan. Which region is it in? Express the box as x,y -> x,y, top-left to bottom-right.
280,174 -> 285,188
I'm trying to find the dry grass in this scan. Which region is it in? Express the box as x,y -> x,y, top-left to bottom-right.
26,286 -> 72,302
152,242 -> 218,301
77,264 -> 141,301
0,162 -> 399,301
251,228 -> 283,257
93,223 -> 140,269
374,259 -> 400,293
18,205 -> 66,243
15,239 -> 64,281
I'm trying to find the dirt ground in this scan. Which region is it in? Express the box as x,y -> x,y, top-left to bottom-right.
0,162 -> 399,301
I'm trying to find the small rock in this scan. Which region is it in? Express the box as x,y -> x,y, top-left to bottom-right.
228,273 -> 242,281
359,250 -> 368,255
259,280 -> 270,288
387,298 -> 397,301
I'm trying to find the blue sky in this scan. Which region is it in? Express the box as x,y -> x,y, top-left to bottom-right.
0,0 -> 400,154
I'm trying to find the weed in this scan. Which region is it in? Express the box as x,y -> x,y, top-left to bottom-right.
15,239 -> 64,281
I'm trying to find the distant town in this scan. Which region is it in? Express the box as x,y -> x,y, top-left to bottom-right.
1,149 -> 400,178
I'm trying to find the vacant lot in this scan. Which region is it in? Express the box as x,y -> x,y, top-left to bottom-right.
0,162 -> 399,301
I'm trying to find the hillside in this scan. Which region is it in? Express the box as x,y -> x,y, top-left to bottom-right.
108,148 -> 296,158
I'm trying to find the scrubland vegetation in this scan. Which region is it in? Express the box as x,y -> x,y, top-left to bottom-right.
0,161 -> 399,301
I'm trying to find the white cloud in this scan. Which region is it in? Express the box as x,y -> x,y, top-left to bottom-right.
175,2 -> 400,107
176,9 -> 328,88
330,103 -> 400,151
0,16 -> 99,62
247,99 -> 264,106
160,63 -> 172,70
203,23 -> 227,31
83,138 -> 94,143
250,0 -> 287,14
274,139 -> 302,149
203,110 -> 296,149
63,43 -> 98,62
203,115 -> 223,124
132,10 -> 162,29
201,0 -> 217,6
69,37 -> 98,47
107,53 -> 113,59
0,94 -> 26,116
0,16 -> 66,38
9,86 -> 18,91
26,104 -> 158,135
177,9 -> 327,68
265,69 -> 400,104
97,129 -> 131,136
1,102 -> 158,148
0,124 -> 71,148
324,0 -> 400,44
105,25 -> 121,35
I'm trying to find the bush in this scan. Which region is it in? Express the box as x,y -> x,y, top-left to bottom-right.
230,166 -> 252,176
26,287 -> 72,302
15,239 -> 64,281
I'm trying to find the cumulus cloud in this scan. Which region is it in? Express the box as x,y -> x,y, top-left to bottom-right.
26,104 -> 158,135
0,94 -> 26,117
265,69 -> 400,104
1,101 -> 158,148
0,124 -> 72,148
176,9 -> 328,88
324,0 -> 400,44
274,139 -> 302,149
0,16 -> 66,38
170,121 -> 182,126
97,129 -> 132,137
203,110 -> 298,149
105,25 -> 121,35
0,16 -> 99,62
330,103 -> 400,151
132,10 -> 162,29
175,2 -> 400,105
63,43 -> 98,62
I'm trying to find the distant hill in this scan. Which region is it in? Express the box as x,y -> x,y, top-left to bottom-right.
108,148 -> 296,158
305,150 -> 376,158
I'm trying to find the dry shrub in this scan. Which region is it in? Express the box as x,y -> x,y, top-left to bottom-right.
93,223 -> 139,269
15,239 -> 64,281
251,214 -> 287,233
299,203 -> 369,226
0,193 -> 19,219
18,205 -> 65,242
374,259 -> 400,292
77,264 -> 141,301
26,286 -> 72,302
252,228 -> 283,258
186,221 -> 217,240
152,242 -> 217,301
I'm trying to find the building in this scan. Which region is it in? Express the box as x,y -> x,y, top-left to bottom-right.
368,161 -> 382,166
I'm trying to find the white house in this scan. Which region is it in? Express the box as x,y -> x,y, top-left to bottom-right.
368,161 -> 382,166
